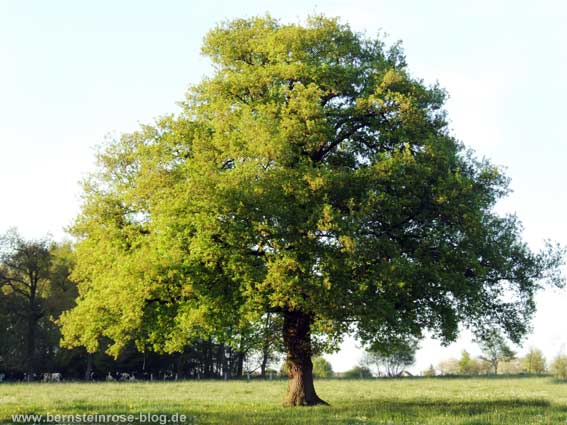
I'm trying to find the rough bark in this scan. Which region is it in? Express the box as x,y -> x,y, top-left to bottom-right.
282,311 -> 328,407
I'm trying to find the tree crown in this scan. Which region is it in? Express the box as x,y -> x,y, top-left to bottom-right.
60,15 -> 564,357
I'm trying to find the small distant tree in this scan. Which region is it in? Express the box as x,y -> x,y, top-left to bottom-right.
423,364 -> 436,377
458,350 -> 480,375
478,331 -> 516,374
522,347 -> 546,374
343,366 -> 372,379
363,338 -> 418,377
241,313 -> 283,377
550,354 -> 567,379
312,356 -> 333,378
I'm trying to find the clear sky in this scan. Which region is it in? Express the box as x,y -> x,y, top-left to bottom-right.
1,0 -> 566,373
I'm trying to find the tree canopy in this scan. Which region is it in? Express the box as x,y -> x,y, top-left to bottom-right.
478,330 -> 516,374
59,15 -> 563,405
363,337 -> 418,377
522,347 -> 546,374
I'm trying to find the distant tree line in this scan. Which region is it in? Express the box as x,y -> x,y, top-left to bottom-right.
0,230 -> 79,379
427,346 -> 563,377
356,333 -> 567,380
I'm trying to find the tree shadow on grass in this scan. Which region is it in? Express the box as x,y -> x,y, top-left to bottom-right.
200,398 -> 556,425
2,398 -> 561,425
335,397 -> 550,415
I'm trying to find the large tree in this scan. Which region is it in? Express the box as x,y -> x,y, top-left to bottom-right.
59,16 -> 563,405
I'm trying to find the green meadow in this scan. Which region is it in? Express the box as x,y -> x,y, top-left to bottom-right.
1,376 -> 566,424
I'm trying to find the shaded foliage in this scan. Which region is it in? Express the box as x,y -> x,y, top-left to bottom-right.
0,230 -> 78,375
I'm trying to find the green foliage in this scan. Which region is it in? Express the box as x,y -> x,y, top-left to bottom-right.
458,350 -> 481,375
59,15 -> 564,364
278,356 -> 333,379
240,312 -> 283,376
363,337 -> 418,376
343,366 -> 373,379
0,230 -> 78,373
550,354 -> 567,379
522,347 -> 547,374
478,330 -> 516,374
312,356 -> 333,378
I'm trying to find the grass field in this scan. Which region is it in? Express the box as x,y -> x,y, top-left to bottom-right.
1,376 -> 566,424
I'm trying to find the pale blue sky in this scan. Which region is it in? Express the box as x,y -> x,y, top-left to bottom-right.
1,0 -> 566,372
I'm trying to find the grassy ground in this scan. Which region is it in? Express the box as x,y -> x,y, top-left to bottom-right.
1,376 -> 566,424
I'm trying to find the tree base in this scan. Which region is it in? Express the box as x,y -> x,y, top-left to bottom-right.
282,311 -> 329,407
283,394 -> 329,407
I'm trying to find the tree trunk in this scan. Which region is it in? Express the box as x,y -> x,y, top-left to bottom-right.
220,343 -> 228,378
235,349 -> 244,377
84,352 -> 93,381
260,349 -> 269,378
26,313 -> 36,375
282,311 -> 328,407
260,312 -> 271,377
